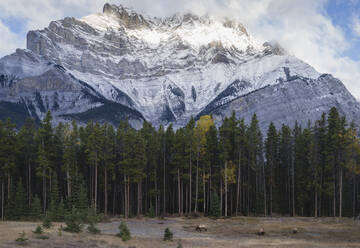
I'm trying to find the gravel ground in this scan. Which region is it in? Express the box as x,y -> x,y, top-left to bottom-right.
1,217 -> 360,248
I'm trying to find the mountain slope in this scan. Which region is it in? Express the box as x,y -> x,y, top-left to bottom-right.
0,3 -> 359,130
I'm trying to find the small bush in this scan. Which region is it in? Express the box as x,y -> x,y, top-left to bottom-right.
42,215 -> 52,229
33,225 -> 43,234
148,204 -> 155,218
86,207 -> 104,224
58,226 -> 63,236
15,231 -> 28,243
87,223 -> 101,234
209,192 -> 221,217
116,222 -> 131,241
163,228 -> 173,241
63,208 -> 83,233
177,241 -> 183,248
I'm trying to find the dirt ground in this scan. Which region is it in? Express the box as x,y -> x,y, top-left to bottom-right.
1,217 -> 360,248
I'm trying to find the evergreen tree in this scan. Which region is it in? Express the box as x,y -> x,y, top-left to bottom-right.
18,118 -> 36,208
14,179 -> 27,220
265,122 -> 279,216
49,172 -> 60,220
209,191 -> 221,217
31,195 -> 42,220
36,111 -> 54,213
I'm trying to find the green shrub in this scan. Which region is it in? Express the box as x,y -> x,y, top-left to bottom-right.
63,208 -> 83,233
177,241 -> 183,248
86,207 -> 103,224
116,222 -> 131,241
42,215 -> 52,229
30,196 -> 42,220
58,226 -> 63,236
163,228 -> 173,241
87,223 -> 101,234
15,231 -> 28,243
33,225 -> 43,234
148,204 -> 155,218
209,191 -> 221,217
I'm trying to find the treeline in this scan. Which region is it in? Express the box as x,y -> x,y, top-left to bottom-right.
0,106 -> 360,221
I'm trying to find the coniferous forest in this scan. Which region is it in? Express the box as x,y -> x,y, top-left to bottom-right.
0,106 -> 360,221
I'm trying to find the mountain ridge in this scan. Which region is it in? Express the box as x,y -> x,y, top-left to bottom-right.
0,3 -> 359,131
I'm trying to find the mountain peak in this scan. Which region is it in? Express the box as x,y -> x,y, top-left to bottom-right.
3,2 -> 358,131
102,3 -> 149,29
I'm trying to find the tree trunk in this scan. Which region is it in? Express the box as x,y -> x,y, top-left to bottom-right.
247,164 -> 250,216
137,181 -> 141,216
353,174 -> 356,217
333,179 -> 336,217
263,162 -> 267,217
236,152 -> 241,215
189,150 -> 192,213
208,167 -> 212,214
104,166 -> 108,216
42,171 -> 46,213
67,164 -> 71,199
163,145 -> 166,216
28,160 -> 32,208
112,183 -> 116,215
203,167 -> 206,213
220,180 -> 223,215
195,151 -> 199,213
186,183 -> 188,214
1,182 -> 3,221
124,174 -> 127,218
225,161 -> 228,217
270,163 -> 273,217
154,169 -> 158,216
95,157 -> 98,210
288,163 -> 291,215
127,177 -> 130,217
7,173 -> 10,200
178,168 -> 181,215
315,189 -> 318,217
339,167 -> 343,218
181,180 -> 184,215
292,156 -> 295,216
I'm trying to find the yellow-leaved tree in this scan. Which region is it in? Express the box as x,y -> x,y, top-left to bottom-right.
194,115 -> 214,213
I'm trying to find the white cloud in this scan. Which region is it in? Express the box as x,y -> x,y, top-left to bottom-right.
353,15 -> 360,37
0,0 -> 360,98
0,20 -> 24,56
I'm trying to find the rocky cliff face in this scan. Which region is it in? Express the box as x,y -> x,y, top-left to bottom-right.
1,3 -> 359,130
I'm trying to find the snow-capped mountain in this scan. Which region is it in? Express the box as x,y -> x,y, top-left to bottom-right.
1,3 -> 359,130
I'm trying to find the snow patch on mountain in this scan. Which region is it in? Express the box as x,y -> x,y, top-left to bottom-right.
0,3 -> 359,129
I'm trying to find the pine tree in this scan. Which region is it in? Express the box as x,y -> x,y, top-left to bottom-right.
265,122 -> 279,216
14,179 -> 27,220
18,118 -> 36,209
31,195 -> 42,220
0,118 -> 17,219
36,111 -> 54,214
246,114 -> 263,216
117,222 -> 131,241
101,123 -> 116,216
326,107 -> 341,216
64,121 -> 80,201
209,191 -> 221,217
49,172 -> 60,220
185,118 -> 195,214
279,124 -> 293,215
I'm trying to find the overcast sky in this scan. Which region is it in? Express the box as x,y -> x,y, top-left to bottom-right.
1,0 -> 360,98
